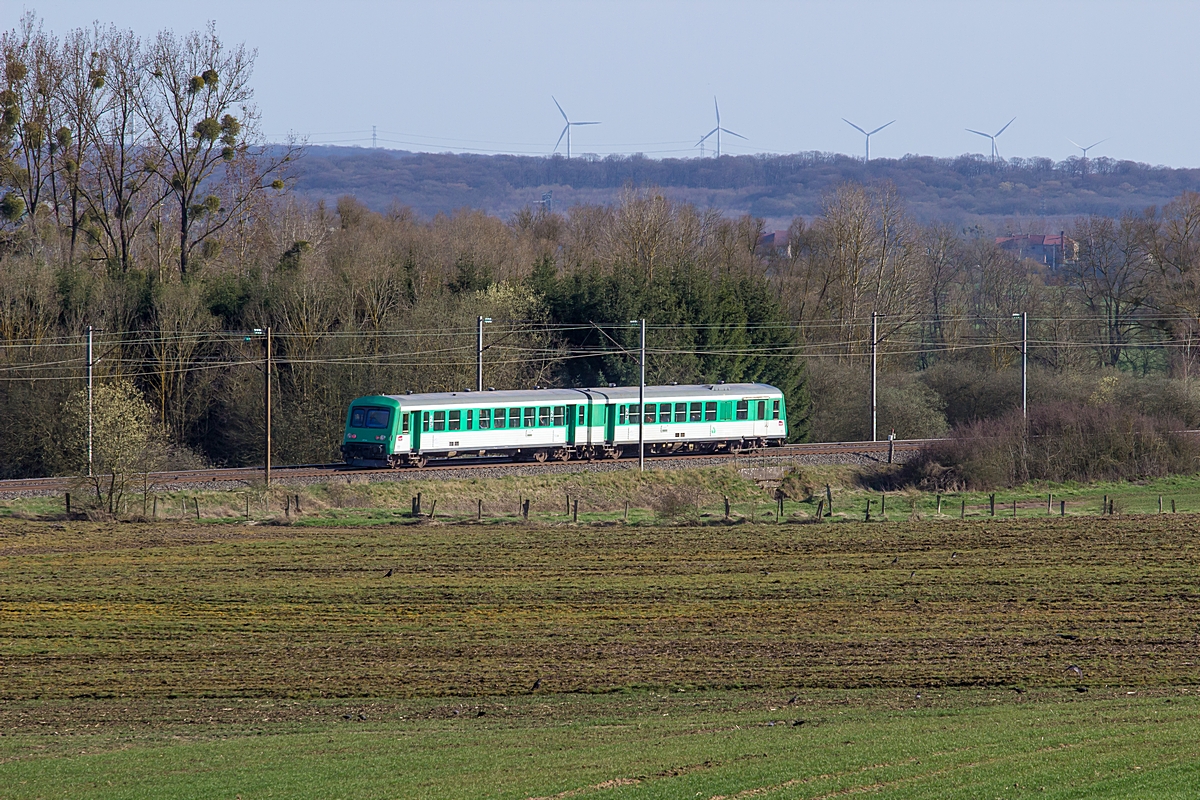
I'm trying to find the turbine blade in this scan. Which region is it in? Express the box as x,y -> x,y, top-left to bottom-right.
1067,138 -> 1083,149
574,121 -> 600,126
995,116 -> 1016,137
721,127 -> 747,140
1088,138 -> 1108,149
843,118 -> 868,136
697,128 -> 718,145
867,120 -> 896,136
554,125 -> 568,151
552,96 -> 568,122
714,96 -> 720,124
966,129 -> 991,139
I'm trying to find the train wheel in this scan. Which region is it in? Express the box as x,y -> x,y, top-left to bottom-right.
728,440 -> 743,455
533,449 -> 549,463
607,447 -> 623,460
410,455 -> 428,468
554,449 -> 571,462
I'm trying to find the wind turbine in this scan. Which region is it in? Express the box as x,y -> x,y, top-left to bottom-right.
966,117 -> 1016,163
1068,137 -> 1107,158
552,97 -> 599,160
842,118 -> 894,162
696,97 -> 746,158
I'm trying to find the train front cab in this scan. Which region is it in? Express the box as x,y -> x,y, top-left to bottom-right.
341,396 -> 402,467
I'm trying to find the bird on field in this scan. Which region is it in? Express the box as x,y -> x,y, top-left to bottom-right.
787,694 -> 798,705
891,557 -> 898,564
951,552 -> 958,559
384,568 -> 393,577
530,677 -> 542,693
1064,664 -> 1083,678
909,571 -> 915,579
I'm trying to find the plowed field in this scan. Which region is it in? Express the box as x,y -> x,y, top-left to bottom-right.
3,515 -> 1199,701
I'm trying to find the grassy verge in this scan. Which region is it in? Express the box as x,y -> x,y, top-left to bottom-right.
9,464 -> 1200,526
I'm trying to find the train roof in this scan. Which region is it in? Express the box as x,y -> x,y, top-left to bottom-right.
371,383 -> 782,409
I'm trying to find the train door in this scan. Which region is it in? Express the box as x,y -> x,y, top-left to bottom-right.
409,411 -> 421,451
566,404 -> 577,445
604,403 -> 616,443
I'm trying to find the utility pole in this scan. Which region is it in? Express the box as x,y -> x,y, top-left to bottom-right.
1013,312 -> 1028,418
629,319 -> 646,472
477,316 -> 491,392
1021,311 -> 1028,418
265,327 -> 272,486
86,325 -> 93,477
870,312 -> 878,442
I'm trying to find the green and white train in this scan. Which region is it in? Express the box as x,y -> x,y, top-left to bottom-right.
340,383 -> 788,468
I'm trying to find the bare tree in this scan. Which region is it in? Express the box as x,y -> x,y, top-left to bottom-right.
140,22 -> 293,277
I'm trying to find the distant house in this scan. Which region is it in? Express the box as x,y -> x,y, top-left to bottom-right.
995,232 -> 1078,269
756,230 -> 792,259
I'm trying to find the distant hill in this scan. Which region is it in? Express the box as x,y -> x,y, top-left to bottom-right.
287,146 -> 1200,229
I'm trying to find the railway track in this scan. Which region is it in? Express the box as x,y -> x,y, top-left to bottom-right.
0,439 -> 932,495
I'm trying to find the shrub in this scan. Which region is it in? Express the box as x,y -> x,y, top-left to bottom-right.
901,402 -> 1200,490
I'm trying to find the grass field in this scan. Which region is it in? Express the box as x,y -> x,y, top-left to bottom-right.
3,507 -> 1200,797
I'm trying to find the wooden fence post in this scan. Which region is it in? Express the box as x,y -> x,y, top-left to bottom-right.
1047,493 -> 1052,514
1060,500 -> 1065,516
1172,499 -> 1176,513
573,499 -> 578,523
65,493 -> 71,516
936,494 -> 942,515
961,499 -> 966,519
624,501 -> 629,522
429,499 -> 437,518
880,493 -> 886,518
294,494 -> 301,513
815,499 -> 824,520
154,495 -> 159,520
194,498 -> 201,520
724,496 -> 730,521
1159,495 -> 1163,514
477,499 -> 482,521
522,499 -> 529,520
1013,499 -> 1017,517
865,498 -> 872,522
825,485 -> 833,516
1103,494 -> 1108,515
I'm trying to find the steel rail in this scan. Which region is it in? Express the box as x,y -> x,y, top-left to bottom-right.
0,440 -> 936,495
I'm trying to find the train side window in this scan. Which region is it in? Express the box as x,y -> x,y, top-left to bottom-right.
350,408 -> 366,428
689,402 -> 702,422
630,404 -> 640,421
538,406 -> 551,426
736,400 -> 749,420
705,402 -> 717,421
402,413 -> 410,434
423,412 -> 430,432
449,410 -> 461,431
619,405 -> 627,425
467,410 -> 474,428
493,408 -> 505,429
509,408 -> 521,428
552,406 -> 565,426
674,402 -> 687,422
433,411 -> 446,431
644,403 -> 656,424
524,407 -> 536,427
772,400 -> 781,419
757,400 -> 766,420
479,409 -> 490,429
578,406 -> 586,425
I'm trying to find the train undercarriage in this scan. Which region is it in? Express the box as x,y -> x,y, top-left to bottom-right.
376,437 -> 780,469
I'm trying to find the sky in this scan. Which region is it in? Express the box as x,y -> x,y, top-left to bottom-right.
21,1 -> 1200,167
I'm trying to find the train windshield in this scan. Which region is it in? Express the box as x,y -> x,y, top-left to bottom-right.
350,406 -> 392,429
